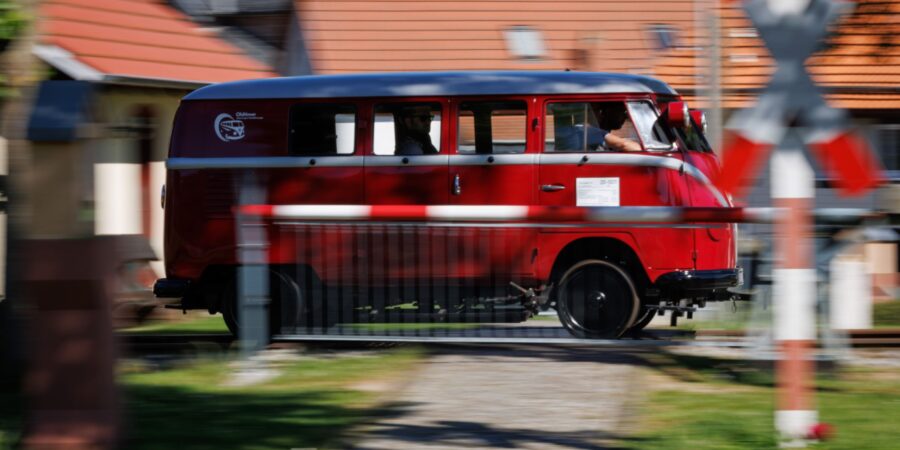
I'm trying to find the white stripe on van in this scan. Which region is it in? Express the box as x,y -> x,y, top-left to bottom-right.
167,153 -> 728,207
449,154 -> 537,165
364,155 -> 450,167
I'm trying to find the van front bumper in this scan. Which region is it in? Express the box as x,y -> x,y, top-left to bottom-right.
153,278 -> 191,298
653,268 -> 743,300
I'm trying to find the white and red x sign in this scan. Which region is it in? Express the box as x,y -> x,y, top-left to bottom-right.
716,0 -> 884,197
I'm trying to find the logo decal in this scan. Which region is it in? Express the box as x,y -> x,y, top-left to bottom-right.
214,113 -> 245,142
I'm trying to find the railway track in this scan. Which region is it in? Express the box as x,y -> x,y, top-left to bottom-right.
697,329 -> 900,348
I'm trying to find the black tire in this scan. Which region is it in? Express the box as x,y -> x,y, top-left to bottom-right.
221,269 -> 300,338
627,304 -> 657,334
556,259 -> 640,339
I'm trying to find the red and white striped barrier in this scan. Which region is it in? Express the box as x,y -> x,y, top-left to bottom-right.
238,204 -> 878,225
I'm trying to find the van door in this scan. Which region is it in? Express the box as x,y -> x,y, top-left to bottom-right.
537,99 -> 695,274
364,101 -> 449,290
365,101 -> 449,205
449,99 -> 537,286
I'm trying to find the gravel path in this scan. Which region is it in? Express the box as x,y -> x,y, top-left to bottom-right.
351,345 -> 643,450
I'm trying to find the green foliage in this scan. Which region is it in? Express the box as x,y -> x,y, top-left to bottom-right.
0,1 -> 26,42
873,300 -> 900,327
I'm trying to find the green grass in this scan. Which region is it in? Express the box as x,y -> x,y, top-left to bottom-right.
873,301 -> 900,327
622,352 -> 900,450
118,346 -> 423,450
122,314 -> 230,335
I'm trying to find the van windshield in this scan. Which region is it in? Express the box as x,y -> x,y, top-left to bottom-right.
626,102 -> 673,151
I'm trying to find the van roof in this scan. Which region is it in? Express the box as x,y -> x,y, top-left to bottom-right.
183,71 -> 678,101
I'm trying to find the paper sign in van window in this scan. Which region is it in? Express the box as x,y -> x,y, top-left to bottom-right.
576,177 -> 620,207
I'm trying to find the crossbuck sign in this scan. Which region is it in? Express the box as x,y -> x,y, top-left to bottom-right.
716,0 -> 883,197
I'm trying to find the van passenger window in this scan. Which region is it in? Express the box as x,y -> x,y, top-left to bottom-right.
457,101 -> 527,154
545,101 -> 641,152
288,104 -> 357,155
373,103 -> 442,155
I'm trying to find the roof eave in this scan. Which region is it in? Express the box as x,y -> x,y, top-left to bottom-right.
33,44 -> 209,91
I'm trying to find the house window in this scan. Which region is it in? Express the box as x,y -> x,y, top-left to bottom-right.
504,25 -> 546,60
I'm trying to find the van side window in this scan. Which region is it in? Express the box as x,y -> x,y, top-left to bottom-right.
373,102 -> 442,155
457,101 -> 527,154
288,104 -> 357,156
545,101 -> 641,152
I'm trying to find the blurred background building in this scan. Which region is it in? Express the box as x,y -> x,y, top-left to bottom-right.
1,0 -> 896,302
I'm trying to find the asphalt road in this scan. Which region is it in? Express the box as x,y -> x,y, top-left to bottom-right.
350,345 -> 643,450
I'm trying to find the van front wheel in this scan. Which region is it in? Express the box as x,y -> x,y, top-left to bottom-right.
556,260 -> 640,339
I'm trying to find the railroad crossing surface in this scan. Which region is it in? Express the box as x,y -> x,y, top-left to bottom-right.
350,345 -> 642,450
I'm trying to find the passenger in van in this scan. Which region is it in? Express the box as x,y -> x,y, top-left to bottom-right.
555,103 -> 642,152
394,105 -> 439,155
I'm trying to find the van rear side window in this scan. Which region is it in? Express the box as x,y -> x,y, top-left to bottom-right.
373,102 -> 442,156
457,101 -> 527,154
289,104 -> 357,155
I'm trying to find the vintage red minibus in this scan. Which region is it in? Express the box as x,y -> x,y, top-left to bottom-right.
154,71 -> 741,338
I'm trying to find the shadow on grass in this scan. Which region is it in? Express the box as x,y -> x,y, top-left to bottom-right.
122,383 -> 367,450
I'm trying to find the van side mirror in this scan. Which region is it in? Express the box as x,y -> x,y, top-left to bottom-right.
689,109 -> 708,135
666,102 -> 689,129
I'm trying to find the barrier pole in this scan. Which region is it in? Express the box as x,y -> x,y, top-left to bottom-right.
771,145 -> 818,445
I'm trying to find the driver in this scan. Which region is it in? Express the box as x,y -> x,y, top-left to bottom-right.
554,103 -> 642,152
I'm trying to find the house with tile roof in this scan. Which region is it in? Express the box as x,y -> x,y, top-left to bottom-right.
28,0 -> 279,275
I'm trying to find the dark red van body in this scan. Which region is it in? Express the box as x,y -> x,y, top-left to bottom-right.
155,71 -> 741,337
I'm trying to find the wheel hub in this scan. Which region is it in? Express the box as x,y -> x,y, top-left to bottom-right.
592,291 -> 607,308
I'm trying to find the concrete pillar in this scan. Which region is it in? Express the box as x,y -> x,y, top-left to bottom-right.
830,253 -> 872,330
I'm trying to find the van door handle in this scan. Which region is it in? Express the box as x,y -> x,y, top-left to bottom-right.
541,184 -> 566,192
452,174 -> 462,195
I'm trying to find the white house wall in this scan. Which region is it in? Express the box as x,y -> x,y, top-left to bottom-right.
94,89 -> 183,276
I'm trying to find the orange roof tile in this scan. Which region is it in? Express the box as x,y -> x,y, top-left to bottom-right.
296,0 -> 699,73
38,0 -> 276,86
296,0 -> 900,109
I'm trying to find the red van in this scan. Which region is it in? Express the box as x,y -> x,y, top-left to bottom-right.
154,71 -> 741,338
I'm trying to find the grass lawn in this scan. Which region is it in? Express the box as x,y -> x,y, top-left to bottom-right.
622,351 -> 900,450
873,300 -> 900,327
119,345 -> 423,450
0,346 -> 423,450
121,314 -> 230,335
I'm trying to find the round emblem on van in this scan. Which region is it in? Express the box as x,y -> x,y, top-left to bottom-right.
214,113 -> 245,142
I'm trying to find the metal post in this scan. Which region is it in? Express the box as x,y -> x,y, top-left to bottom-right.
771,143 -> 817,445
707,0 -> 724,152
236,173 -> 269,356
